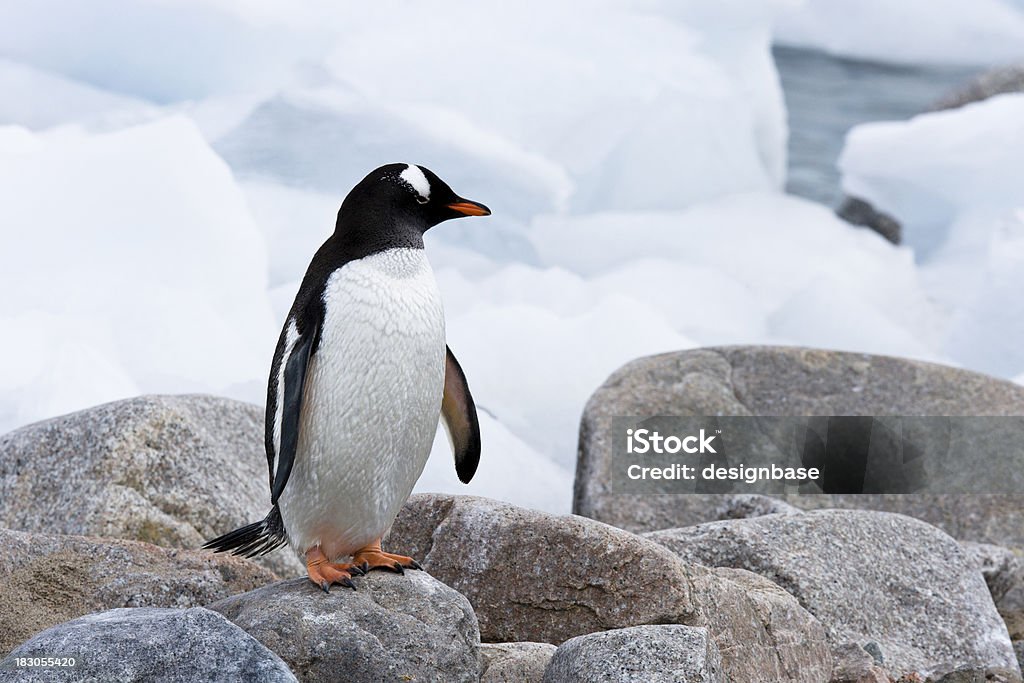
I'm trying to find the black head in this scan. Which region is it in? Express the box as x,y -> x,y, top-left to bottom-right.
333,163 -> 490,253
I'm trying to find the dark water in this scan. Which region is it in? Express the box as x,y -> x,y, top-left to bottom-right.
773,45 -> 980,208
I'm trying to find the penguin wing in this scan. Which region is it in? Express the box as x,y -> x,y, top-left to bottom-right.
442,345 -> 481,484
267,314 -> 319,506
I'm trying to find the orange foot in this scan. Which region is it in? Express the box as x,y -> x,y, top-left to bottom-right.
352,538 -> 422,575
306,546 -> 365,593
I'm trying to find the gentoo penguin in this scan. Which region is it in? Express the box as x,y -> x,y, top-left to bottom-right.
204,163 -> 488,591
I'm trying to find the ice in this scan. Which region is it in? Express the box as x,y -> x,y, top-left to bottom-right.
840,95 -> 1024,377
944,209 -> 1024,377
215,84 -> 571,225
0,116 -> 277,431
0,0 -> 326,102
314,1 -> 789,213
416,413 -> 574,514
0,59 -> 157,130
840,95 -> 1024,259
775,0 -> 1024,66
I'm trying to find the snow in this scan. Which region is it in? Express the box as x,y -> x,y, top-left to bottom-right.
774,0 -> 1024,66
1,1 -> 1020,514
840,95 -> 1024,377
0,117 -> 277,429
416,413 -> 574,514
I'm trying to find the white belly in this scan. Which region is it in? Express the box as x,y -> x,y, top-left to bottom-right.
278,248 -> 445,560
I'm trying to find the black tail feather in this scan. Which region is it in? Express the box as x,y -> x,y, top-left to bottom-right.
203,506 -> 288,558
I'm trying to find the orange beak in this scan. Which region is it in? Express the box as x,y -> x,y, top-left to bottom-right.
447,199 -> 491,216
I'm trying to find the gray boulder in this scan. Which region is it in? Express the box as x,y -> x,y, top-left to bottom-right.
575,346 -> 1024,548
0,527 -> 276,657
0,394 -> 302,576
386,494 -> 831,683
481,643 -> 556,683
209,572 -> 480,683
542,625 -> 723,683
646,509 -> 1019,677
385,494 -> 696,645
0,607 -> 295,682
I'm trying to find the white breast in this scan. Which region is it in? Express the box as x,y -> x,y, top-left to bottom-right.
277,247 -> 446,560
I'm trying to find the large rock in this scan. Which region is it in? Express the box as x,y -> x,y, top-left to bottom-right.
575,346 -> 1024,548
0,607 -> 296,682
209,573 -> 480,683
646,509 -> 1019,677
542,625 -> 724,683
480,643 -> 556,683
691,567 -> 832,682
386,494 -> 697,644
386,494 -> 831,683
0,394 -> 302,576
0,527 -> 276,657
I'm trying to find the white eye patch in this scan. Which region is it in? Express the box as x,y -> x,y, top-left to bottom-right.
399,164 -> 431,203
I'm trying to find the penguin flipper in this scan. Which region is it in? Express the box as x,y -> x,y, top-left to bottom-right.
441,345 -> 481,484
272,321 -> 317,505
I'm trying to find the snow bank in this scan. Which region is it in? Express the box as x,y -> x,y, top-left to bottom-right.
775,0 -> 1024,66
840,95 -> 1024,376
0,117 -> 277,431
416,413 -> 574,514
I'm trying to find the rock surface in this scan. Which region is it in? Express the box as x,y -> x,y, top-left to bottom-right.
0,527 -> 276,657
646,509 -> 1019,677
934,65 -> 1024,110
209,573 -> 480,683
831,643 -> 890,683
542,625 -> 723,683
962,542 -> 1024,613
0,607 -> 296,682
691,567 -> 832,682
386,494 -> 697,645
0,394 -> 302,576
480,642 -> 556,683
575,346 -> 1024,547
837,195 -> 902,244
387,494 -> 831,683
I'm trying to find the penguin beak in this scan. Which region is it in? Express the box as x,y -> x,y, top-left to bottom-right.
446,199 -> 491,217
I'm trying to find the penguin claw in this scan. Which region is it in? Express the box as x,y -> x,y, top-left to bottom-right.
351,540 -> 421,576
349,564 -> 366,576
305,547 -> 363,593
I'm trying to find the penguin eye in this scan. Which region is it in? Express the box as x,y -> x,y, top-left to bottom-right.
415,195 -> 428,205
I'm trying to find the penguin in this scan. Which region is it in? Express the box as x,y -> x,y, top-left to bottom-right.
204,163 -> 488,592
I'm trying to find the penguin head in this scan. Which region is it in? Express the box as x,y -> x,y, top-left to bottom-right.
340,163 -> 491,235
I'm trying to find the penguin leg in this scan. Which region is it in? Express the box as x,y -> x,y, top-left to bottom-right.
351,539 -> 422,574
305,546 -> 364,593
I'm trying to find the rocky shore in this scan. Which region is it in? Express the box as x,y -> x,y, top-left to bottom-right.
1,346 -> 1023,682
